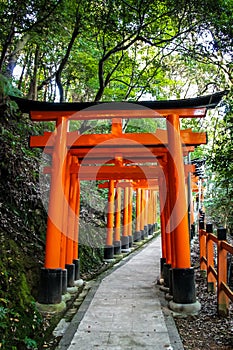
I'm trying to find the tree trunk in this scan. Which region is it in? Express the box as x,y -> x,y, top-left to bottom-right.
5,34 -> 30,78
27,45 -> 40,100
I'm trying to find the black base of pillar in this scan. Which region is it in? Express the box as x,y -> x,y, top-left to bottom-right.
140,229 -> 145,240
160,258 -> 166,278
148,224 -> 153,235
191,224 -> 195,240
62,269 -> 67,294
65,264 -> 75,287
73,259 -> 80,281
113,240 -> 122,255
38,267 -> 62,304
121,236 -> 129,250
169,268 -> 173,296
144,225 -> 149,238
133,231 -> 141,242
172,268 -> 197,304
163,263 -> 172,288
128,235 -> 133,247
104,245 -> 114,260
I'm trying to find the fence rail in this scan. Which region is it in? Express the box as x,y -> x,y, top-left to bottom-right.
199,222 -> 233,316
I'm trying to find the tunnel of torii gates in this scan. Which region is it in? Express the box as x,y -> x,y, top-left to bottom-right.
14,91 -> 225,312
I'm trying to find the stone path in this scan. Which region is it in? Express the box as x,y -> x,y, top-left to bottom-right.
57,236 -> 184,350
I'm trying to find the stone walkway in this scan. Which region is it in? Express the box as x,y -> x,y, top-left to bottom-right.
57,236 -> 184,350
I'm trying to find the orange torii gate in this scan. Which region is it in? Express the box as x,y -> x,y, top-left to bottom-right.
14,91 -> 225,314
36,123 -> 199,281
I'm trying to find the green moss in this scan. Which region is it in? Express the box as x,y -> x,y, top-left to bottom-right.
0,237 -> 44,349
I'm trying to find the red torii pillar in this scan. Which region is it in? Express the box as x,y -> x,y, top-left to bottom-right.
152,190 -> 158,232
60,152 -> 71,295
128,186 -> 133,248
140,189 -> 146,240
73,173 -> 81,282
38,117 -> 68,304
166,114 -> 201,313
158,175 -> 171,282
143,190 -> 149,238
121,185 -> 130,252
114,183 -> 122,255
147,190 -> 153,235
134,188 -> 142,242
65,157 -> 81,286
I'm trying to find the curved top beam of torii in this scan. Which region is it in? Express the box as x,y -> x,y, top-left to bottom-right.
11,91 -> 226,120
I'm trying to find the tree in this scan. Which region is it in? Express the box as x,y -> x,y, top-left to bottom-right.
1,0 -> 232,103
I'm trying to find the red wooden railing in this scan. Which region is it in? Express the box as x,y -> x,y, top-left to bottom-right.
199,222 -> 233,316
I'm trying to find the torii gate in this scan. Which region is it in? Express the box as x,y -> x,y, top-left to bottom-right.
13,91 -> 225,314
31,119 -> 203,294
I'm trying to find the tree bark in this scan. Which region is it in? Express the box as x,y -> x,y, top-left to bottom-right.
27,45 -> 40,100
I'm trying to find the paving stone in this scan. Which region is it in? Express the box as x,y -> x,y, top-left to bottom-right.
60,237 -> 183,350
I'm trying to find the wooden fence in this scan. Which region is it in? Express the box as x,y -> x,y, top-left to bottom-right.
199,222 -> 233,316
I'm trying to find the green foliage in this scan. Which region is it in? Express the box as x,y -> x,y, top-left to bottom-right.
0,0 -> 232,346
1,0 -> 231,102
204,91 -> 233,231
0,101 -> 49,348
205,178 -> 233,231
0,74 -> 21,97
0,239 -> 43,349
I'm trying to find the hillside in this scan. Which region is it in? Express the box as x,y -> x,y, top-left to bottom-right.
0,97 -> 104,349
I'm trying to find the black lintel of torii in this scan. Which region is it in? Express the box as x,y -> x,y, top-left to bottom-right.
10,90 -> 227,113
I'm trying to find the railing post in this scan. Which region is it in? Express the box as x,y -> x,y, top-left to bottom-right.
217,227 -> 229,316
206,223 -> 216,293
199,220 -> 207,277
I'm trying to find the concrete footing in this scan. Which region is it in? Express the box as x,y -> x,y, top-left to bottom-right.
67,286 -> 79,294
160,285 -> 170,293
36,300 -> 66,314
169,300 -> 201,316
74,279 -> 84,287
62,292 -> 72,302
121,248 -> 131,253
159,265 -> 201,316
